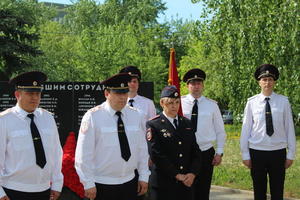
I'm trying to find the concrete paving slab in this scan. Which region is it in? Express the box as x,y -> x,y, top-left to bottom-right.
210,186 -> 299,200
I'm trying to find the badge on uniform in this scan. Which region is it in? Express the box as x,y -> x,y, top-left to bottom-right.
163,132 -> 171,138
80,121 -> 89,134
146,128 -> 152,141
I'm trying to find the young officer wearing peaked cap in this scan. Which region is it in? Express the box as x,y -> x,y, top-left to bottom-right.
181,68 -> 226,200
119,66 -> 156,200
146,85 -> 202,200
119,65 -> 156,120
75,73 -> 150,200
0,71 -> 63,200
240,64 -> 296,200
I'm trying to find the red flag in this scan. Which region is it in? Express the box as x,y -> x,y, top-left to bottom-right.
168,48 -> 183,116
61,132 -> 85,198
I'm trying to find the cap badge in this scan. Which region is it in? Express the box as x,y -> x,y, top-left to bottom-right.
128,72 -> 132,75
174,92 -> 178,97
33,81 -> 37,86
121,83 -> 124,87
266,70 -> 269,74
194,75 -> 198,78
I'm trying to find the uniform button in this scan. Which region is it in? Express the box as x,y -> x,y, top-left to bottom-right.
178,141 -> 182,145
179,154 -> 183,157
180,166 -> 183,170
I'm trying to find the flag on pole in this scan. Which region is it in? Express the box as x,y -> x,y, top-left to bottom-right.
168,48 -> 183,116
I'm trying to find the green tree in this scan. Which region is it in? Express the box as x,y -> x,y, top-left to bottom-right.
0,0 -> 55,80
183,0 -> 300,121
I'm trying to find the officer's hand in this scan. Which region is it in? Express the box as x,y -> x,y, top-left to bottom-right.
285,159 -> 293,169
0,196 -> 10,200
175,174 -> 187,182
212,154 -> 222,166
242,160 -> 251,169
84,187 -> 97,200
49,190 -> 60,200
137,181 -> 148,196
183,173 -> 196,187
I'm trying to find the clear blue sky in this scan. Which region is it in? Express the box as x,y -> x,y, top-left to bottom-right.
39,0 -> 203,22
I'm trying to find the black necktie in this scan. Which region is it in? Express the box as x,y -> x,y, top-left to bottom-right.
191,99 -> 198,132
173,118 -> 178,129
115,111 -> 131,161
265,97 -> 274,136
128,99 -> 134,107
27,113 -> 47,168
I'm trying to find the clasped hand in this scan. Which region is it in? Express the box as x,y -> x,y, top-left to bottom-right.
175,173 -> 196,187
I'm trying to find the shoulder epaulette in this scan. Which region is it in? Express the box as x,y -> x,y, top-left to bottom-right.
149,115 -> 160,121
247,94 -> 259,101
89,105 -> 102,113
179,115 -> 188,121
40,108 -> 54,115
181,95 -> 187,99
139,95 -> 150,100
128,106 -> 138,111
206,97 -> 218,104
0,108 -> 13,117
277,94 -> 288,99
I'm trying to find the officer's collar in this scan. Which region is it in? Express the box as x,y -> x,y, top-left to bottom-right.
162,111 -> 178,122
259,92 -> 275,102
105,100 -> 126,117
187,93 -> 204,103
15,104 -> 40,120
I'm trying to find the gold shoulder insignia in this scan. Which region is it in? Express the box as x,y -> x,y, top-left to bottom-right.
89,105 -> 102,113
0,108 -> 13,117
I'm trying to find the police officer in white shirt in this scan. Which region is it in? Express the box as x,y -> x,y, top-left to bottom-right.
75,73 -> 150,200
181,68 -> 226,200
240,64 -> 296,200
0,71 -> 63,200
119,66 -> 156,120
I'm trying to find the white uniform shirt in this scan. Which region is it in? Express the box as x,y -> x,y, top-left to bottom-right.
75,101 -> 150,190
127,95 -> 156,120
0,104 -> 63,198
181,94 -> 226,154
240,92 -> 296,160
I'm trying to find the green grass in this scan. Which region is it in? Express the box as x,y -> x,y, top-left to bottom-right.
212,125 -> 300,198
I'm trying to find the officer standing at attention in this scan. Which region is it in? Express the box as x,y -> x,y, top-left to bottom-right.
146,85 -> 202,200
0,71 -> 63,200
181,68 -> 226,200
75,73 -> 150,200
119,66 -> 156,200
119,65 -> 156,120
240,64 -> 296,200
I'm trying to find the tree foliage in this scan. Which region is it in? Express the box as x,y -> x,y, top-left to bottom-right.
181,0 -> 300,121
0,0 -> 55,80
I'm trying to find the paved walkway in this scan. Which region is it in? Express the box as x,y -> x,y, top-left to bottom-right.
210,186 -> 299,200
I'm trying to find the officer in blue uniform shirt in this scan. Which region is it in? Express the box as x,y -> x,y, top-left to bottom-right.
240,64 -> 296,200
0,71 -> 63,200
146,85 -> 202,200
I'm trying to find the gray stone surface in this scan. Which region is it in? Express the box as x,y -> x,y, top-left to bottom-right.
210,185 -> 299,200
